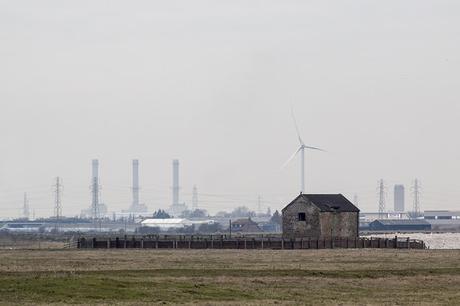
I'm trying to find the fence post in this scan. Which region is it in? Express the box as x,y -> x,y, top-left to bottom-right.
407,237 -> 410,249
141,238 -> 144,249
394,236 -> 398,249
244,239 -> 247,249
281,238 -> 284,250
107,238 -> 110,249
261,238 -> 264,250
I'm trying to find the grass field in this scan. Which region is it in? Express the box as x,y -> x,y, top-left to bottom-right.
0,249 -> 459,305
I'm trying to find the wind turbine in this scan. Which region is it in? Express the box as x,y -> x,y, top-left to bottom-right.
282,108 -> 324,194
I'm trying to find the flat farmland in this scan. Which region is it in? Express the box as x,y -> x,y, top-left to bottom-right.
0,249 -> 459,305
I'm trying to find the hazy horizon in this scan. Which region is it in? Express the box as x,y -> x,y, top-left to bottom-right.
1,0 -> 459,218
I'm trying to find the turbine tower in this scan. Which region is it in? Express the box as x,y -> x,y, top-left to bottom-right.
282,108 -> 324,194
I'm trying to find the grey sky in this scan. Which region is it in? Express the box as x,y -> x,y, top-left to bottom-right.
1,0 -> 459,217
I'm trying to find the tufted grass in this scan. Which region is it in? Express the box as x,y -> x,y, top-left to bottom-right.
0,249 -> 459,305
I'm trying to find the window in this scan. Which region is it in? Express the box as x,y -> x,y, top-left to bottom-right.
298,213 -> 306,221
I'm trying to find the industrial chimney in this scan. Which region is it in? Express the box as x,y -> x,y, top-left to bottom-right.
132,159 -> 139,209
172,159 -> 180,206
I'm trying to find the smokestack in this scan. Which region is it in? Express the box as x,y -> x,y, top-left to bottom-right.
172,159 -> 179,206
132,159 -> 139,208
394,184 -> 405,212
91,159 -> 99,219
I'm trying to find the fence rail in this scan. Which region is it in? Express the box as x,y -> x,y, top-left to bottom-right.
75,235 -> 426,250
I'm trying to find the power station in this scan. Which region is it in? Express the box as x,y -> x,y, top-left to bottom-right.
127,159 -> 147,214
169,159 -> 187,216
394,184 -> 405,212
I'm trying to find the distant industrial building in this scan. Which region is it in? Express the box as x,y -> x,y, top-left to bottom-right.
369,219 -> 431,231
360,212 -> 409,222
0,222 -> 45,233
424,211 -> 460,231
424,210 -> 460,220
394,184 -> 405,212
141,218 -> 214,231
282,194 -> 360,239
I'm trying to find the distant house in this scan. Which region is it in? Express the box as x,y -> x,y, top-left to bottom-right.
282,194 -> 360,239
369,219 -> 431,231
231,218 -> 263,233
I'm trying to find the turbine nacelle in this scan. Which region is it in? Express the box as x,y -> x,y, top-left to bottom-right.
283,107 -> 325,193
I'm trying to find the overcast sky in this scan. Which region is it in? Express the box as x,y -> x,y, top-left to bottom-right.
1,0 -> 459,218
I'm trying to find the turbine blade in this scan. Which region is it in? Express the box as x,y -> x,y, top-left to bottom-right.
305,145 -> 325,152
281,147 -> 302,169
290,106 -> 304,145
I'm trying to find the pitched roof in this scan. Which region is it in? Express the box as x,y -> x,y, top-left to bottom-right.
283,194 -> 360,213
232,218 -> 257,226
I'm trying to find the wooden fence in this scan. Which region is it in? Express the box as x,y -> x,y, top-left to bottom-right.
76,235 -> 426,250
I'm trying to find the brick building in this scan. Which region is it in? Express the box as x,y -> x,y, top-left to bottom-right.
282,194 -> 359,239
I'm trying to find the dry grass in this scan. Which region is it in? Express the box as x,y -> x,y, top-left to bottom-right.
0,235 -> 66,250
0,249 -> 459,305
